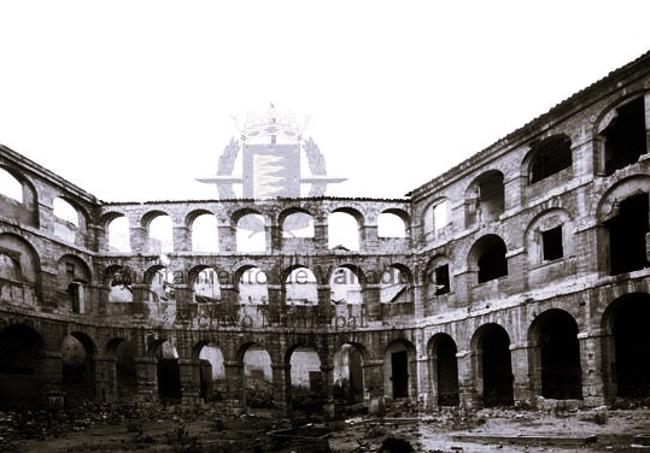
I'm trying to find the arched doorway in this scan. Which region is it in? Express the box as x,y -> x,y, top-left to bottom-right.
150,340 -> 181,402
528,309 -> 582,399
602,293 -> 650,399
62,333 -> 96,405
384,340 -> 416,400
195,342 -> 225,401
428,333 -> 459,406
333,343 -> 365,405
0,324 -> 45,408
286,346 -> 322,413
106,338 -> 136,400
242,344 -> 273,409
472,323 -> 513,407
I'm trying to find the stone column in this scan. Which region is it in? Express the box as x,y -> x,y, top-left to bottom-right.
320,358 -> 336,419
129,225 -> 147,254
218,224 -> 236,252
363,283 -> 381,321
224,360 -> 244,407
314,215 -> 329,251
644,93 -> 650,154
578,329 -> 607,406
362,359 -> 384,414
416,355 -> 431,410
178,358 -> 202,404
456,350 -> 478,409
510,342 -> 532,406
134,357 -> 158,403
173,224 -> 191,253
412,283 -> 425,321
317,284 -> 333,325
95,357 -> 117,402
267,284 -> 285,327
37,350 -> 64,409
271,362 -> 289,415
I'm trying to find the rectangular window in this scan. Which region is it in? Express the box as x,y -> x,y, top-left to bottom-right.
66,263 -> 75,276
434,264 -> 450,295
542,226 -> 563,261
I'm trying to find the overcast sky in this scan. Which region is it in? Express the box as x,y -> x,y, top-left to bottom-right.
0,1 -> 649,202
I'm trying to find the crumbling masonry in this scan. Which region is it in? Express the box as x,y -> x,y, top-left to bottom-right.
1,52 -> 650,416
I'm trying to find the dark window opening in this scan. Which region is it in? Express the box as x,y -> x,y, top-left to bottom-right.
529,135 -> 573,184
157,359 -> 182,401
603,97 -> 647,176
480,325 -> 514,407
607,193 -> 649,275
542,225 -> 564,261
538,311 -> 582,399
391,350 -> 409,399
612,295 -> 650,398
477,237 -> 508,283
434,264 -> 450,295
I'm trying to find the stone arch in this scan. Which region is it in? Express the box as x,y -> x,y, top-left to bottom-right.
328,207 -> 364,251
141,210 -> 174,254
427,333 -> 459,406
0,232 -> 41,304
102,212 -> 131,253
528,309 -> 582,400
186,210 -> 219,253
279,207 -> 315,239
524,208 -> 573,265
423,198 -> 451,241
0,164 -> 39,227
61,332 -> 97,403
601,292 -> 650,401
333,342 -> 366,404
233,208 -> 266,253
106,337 -> 136,400
285,343 -> 323,412
189,265 -> 221,303
143,265 -> 175,303
384,338 -> 417,400
470,323 -> 514,407
148,339 -> 181,401
283,265 -> 318,305
468,234 -> 508,284
594,91 -> 648,176
235,265 -> 269,305
521,133 -> 573,185
57,254 -> 92,314
330,264 -> 365,305
0,323 -> 45,407
596,176 -> 650,275
377,208 -> 409,238
465,169 -> 505,227
193,341 -> 226,401
379,263 -> 413,304
424,254 -> 452,299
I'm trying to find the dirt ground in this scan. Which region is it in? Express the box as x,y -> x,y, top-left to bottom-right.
1,403 -> 649,452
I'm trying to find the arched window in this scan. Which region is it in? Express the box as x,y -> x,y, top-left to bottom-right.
53,198 -> 79,226
285,267 -> 318,305
193,268 -> 221,303
528,135 -> 572,184
238,267 -> 268,304
107,216 -> 131,253
424,200 -> 450,240
282,212 -> 315,238
146,214 -> 173,254
0,167 -> 23,202
377,211 -> 407,238
328,210 -> 361,251
379,266 -> 410,303
600,97 -> 647,176
466,171 -> 505,226
330,267 -> 363,304
191,213 -> 219,253
236,213 -> 266,253
470,235 -> 508,283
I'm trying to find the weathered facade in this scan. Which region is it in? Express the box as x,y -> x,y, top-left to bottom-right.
1,51 -> 650,416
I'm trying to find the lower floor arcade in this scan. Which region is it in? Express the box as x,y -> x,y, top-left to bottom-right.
0,291 -> 649,414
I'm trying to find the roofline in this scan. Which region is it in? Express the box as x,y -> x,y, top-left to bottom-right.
406,49 -> 650,200
102,195 -> 411,206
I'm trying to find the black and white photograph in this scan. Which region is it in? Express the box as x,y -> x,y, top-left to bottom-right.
0,1 -> 649,451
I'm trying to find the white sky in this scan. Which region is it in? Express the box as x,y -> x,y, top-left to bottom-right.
0,1 -> 649,202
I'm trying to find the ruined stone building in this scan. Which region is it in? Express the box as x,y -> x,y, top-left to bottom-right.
1,51 -> 650,415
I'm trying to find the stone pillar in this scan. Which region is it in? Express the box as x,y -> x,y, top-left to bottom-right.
362,359 -> 384,414
362,223 -> 378,252
456,350 -> 478,409
37,350 -> 64,409
416,355 -> 431,410
504,175 -> 522,211
510,342 -> 532,406
413,283 -> 425,321
314,215 -> 329,251
644,93 -> 650,154
317,284 -> 333,325
178,358 -> 202,403
173,224 -> 191,253
363,283 -> 381,321
95,357 -> 117,402
134,357 -> 158,403
578,330 -> 607,406
320,359 -> 336,419
224,360 -> 244,406
268,284 -> 285,326
218,224 -> 236,252
129,226 -> 146,254
271,362 -> 289,415
265,220 -> 275,254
